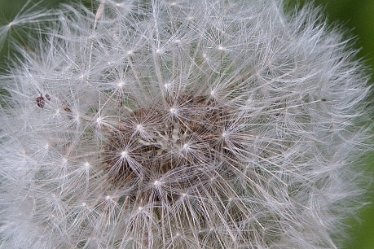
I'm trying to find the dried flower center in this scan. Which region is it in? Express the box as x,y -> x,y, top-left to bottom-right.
102,95 -> 232,203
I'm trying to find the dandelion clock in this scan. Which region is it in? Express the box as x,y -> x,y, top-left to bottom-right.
0,0 -> 372,248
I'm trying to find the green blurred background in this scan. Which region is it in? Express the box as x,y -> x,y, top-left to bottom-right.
0,0 -> 373,248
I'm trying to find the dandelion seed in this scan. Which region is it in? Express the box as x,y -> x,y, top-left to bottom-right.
169,107 -> 177,115
117,81 -> 125,88
120,150 -> 129,159
84,162 -> 91,169
217,45 -> 225,51
153,180 -> 162,186
135,124 -> 143,131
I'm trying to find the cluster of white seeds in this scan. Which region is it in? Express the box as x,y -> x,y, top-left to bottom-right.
0,0 -> 371,248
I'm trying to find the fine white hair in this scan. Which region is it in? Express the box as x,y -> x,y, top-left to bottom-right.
0,0 -> 371,248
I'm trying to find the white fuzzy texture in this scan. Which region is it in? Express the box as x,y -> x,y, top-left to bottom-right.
0,0 -> 371,248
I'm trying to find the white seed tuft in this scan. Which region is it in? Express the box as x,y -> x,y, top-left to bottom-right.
0,0 -> 372,249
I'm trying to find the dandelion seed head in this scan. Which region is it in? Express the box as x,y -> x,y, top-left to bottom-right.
0,0 -> 372,248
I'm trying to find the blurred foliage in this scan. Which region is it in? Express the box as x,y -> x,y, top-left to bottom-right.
0,0 -> 373,248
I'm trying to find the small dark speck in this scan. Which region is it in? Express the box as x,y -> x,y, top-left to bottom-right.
36,96 -> 45,108
321,98 -> 327,102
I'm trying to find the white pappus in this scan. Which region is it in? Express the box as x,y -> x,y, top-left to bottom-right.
0,0 -> 372,248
